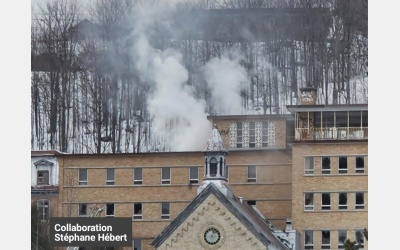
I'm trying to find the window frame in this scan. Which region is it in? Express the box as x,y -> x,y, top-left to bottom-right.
133,202 -> 142,220
132,238 -> 142,250
161,202 -> 170,220
304,156 -> 314,175
338,156 -> 348,174
79,168 -> 88,185
338,230 -> 347,249
161,167 -> 171,185
247,165 -> 257,183
321,156 -> 331,175
321,230 -> 331,249
37,170 -> 50,185
304,193 -> 314,211
262,121 -> 269,148
236,122 -> 243,148
249,122 -> 256,148
355,192 -> 365,209
189,166 -> 199,184
133,168 -> 143,185
304,230 -> 314,250
106,203 -> 114,217
338,193 -> 348,210
321,193 -> 331,210
79,203 -> 87,217
106,168 -> 115,185
355,230 -> 365,248
355,156 -> 365,174
37,199 -> 49,221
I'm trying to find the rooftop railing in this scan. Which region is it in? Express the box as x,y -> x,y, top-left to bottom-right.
295,127 -> 368,141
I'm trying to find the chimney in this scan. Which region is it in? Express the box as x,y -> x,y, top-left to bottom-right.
300,87 -> 317,105
285,219 -> 293,231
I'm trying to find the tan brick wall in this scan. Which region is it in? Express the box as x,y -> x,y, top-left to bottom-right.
292,142 -> 368,249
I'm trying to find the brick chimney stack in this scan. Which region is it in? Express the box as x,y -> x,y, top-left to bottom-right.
299,87 -> 317,105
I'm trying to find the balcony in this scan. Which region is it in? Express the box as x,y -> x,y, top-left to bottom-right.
295,127 -> 368,141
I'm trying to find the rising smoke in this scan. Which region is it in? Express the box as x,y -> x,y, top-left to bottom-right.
126,5 -> 250,151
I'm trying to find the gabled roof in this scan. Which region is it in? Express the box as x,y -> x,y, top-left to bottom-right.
203,125 -> 228,153
33,159 -> 54,167
151,183 -> 288,249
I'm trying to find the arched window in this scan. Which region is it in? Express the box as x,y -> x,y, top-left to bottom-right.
219,157 -> 223,176
210,158 -> 218,177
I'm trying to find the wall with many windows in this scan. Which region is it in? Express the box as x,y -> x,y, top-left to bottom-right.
59,149 -> 292,248
292,142 -> 368,250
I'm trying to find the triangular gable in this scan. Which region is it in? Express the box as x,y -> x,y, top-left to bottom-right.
151,183 -> 288,249
33,159 -> 54,167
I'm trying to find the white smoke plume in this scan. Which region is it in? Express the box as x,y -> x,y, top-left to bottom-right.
128,7 -> 211,151
203,52 -> 249,115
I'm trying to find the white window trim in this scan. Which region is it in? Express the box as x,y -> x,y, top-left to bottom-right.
79,168 -> 88,185
133,168 -> 143,185
37,170 -> 50,185
133,203 -> 142,220
304,193 -> 314,211
189,166 -> 199,184
338,156 -> 348,174
355,156 -> 365,174
355,193 -> 365,209
161,202 -> 170,220
321,156 -> 331,175
338,231 -> 347,249
338,193 -> 348,210
106,168 -> 115,185
321,193 -> 331,210
247,165 -> 257,183
321,231 -> 331,249
161,167 -> 171,185
304,230 -> 314,250
304,156 -> 314,175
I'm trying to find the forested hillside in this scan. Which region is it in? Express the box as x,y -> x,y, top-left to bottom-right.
31,0 -> 368,153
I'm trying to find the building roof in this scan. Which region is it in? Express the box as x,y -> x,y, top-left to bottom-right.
286,104 -> 368,113
151,183 -> 288,249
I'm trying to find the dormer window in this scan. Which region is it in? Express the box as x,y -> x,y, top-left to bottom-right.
210,158 -> 218,177
37,171 -> 49,185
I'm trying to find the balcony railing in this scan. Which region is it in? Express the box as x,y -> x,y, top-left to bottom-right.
295,127 -> 368,141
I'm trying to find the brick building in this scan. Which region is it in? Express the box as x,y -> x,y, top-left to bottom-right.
32,88 -> 368,249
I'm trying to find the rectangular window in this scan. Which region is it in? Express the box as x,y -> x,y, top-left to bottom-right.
247,165 -> 256,183
226,165 -> 229,181
189,166 -> 199,184
356,156 -> 365,173
338,157 -> 348,174
79,203 -> 87,217
249,122 -> 256,148
134,168 -> 143,185
133,203 -> 142,220
321,230 -> 331,249
338,230 -> 347,249
106,203 -> 114,217
304,193 -> 314,211
355,192 -> 365,209
133,239 -> 142,250
322,193 -> 331,210
355,230 -> 365,248
161,202 -> 170,220
236,122 -> 243,148
262,122 -> 269,147
106,168 -> 115,185
37,200 -> 49,221
161,167 -> 171,185
322,157 -> 331,174
338,193 -> 348,210
304,230 -> 314,249
37,171 -> 49,185
304,157 -> 314,175
247,200 -> 256,206
79,169 -> 88,185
